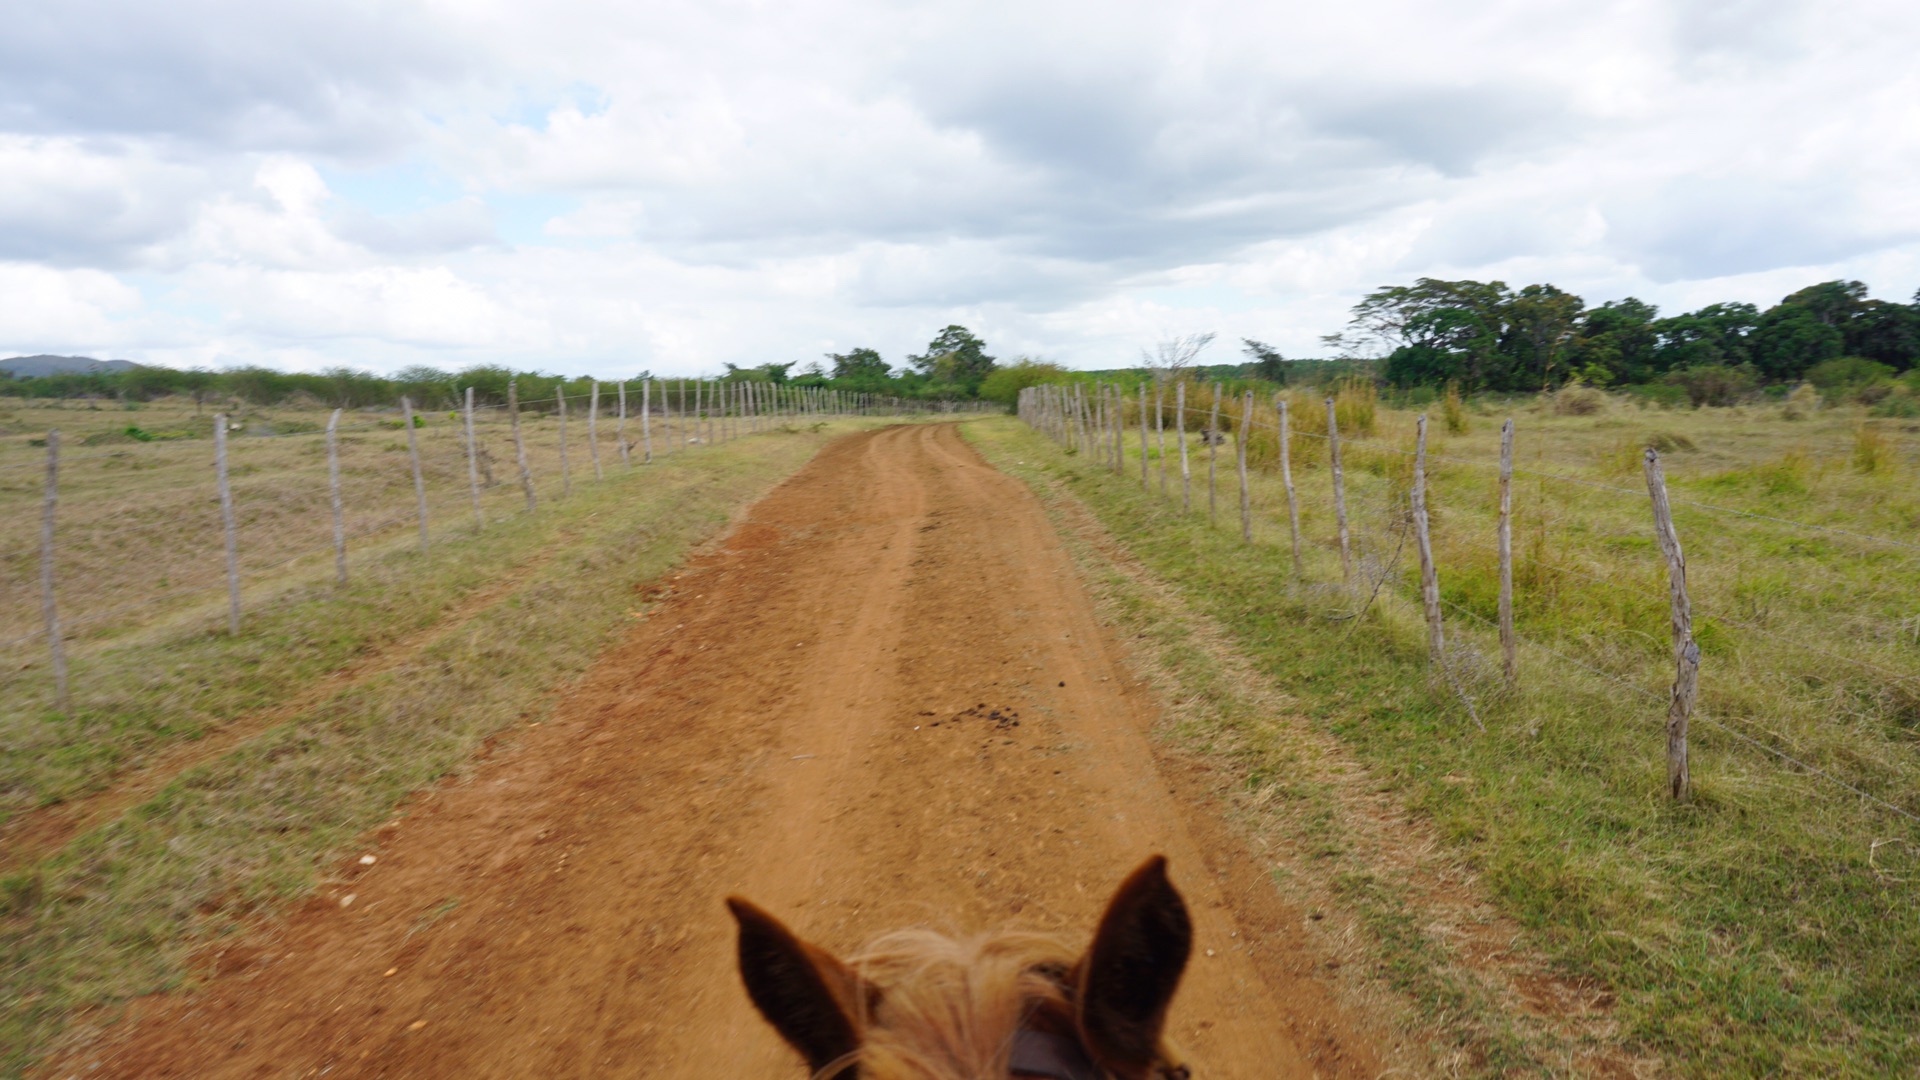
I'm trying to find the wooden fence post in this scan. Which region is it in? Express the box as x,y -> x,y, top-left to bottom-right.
214,414 -> 242,634
1156,383 -> 1168,498
1327,397 -> 1353,582
1177,381 -> 1191,511
1498,418 -> 1516,683
1412,415 -> 1444,662
40,430 -> 68,712
1138,383 -> 1150,491
462,389 -> 483,531
1277,395 -> 1302,577
588,382 -> 605,480
1645,448 -> 1699,802
641,379 -> 653,463
1237,391 -> 1253,542
509,379 -> 536,511
556,386 -> 572,497
616,381 -> 631,467
1208,384 -> 1221,525
327,409 -> 348,582
402,397 -> 429,554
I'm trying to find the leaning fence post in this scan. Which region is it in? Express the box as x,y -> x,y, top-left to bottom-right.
462,389 -> 483,531
40,430 -> 68,712
1327,397 -> 1353,582
1645,448 -> 1699,802
402,396 -> 429,553
1208,384 -> 1221,525
556,386 -> 572,497
588,381 -> 605,480
509,379 -> 536,511
1412,415 -> 1444,662
1236,391 -> 1253,542
327,408 -> 349,581
214,414 -> 242,634
1498,418 -> 1516,683
641,379 -> 653,463
1277,396 -> 1302,577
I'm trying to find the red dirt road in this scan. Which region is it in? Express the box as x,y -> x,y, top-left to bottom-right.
56,424 -> 1378,1078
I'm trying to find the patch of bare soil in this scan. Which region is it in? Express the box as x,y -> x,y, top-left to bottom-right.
43,424 -> 1385,1079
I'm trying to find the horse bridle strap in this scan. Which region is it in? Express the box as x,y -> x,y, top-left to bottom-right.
1009,1031 -> 1103,1080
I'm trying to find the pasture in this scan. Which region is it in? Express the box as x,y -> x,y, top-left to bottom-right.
988,387 -> 1920,1076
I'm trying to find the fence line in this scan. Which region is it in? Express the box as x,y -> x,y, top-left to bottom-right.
1017,381 -> 1920,821
8,382 -> 988,710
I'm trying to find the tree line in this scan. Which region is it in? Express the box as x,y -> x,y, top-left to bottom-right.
1324,277 -> 1920,402
0,325 -> 1009,409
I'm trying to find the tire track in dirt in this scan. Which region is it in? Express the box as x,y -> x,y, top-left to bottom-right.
47,424 -> 1380,1079
0,545 -> 567,876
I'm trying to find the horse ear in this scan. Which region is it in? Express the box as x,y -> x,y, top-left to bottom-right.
1073,856 -> 1193,1080
726,896 -> 865,1077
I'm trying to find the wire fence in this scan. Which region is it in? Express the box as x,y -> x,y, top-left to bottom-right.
7,380 -> 991,709
1019,380 -> 1920,825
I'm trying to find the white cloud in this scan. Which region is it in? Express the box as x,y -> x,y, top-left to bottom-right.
1,0 -> 1918,373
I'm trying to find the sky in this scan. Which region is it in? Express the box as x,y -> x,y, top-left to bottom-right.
2,0 -> 1917,378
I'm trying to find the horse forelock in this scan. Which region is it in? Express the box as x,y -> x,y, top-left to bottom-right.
817,927 -> 1088,1080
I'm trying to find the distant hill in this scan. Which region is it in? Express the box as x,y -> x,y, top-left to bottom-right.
0,355 -> 141,378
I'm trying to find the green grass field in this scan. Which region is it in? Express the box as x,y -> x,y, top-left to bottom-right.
969,393 -> 1920,1077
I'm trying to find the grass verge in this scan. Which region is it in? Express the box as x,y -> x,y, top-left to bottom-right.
965,415 -> 1920,1078
0,421 -> 864,1076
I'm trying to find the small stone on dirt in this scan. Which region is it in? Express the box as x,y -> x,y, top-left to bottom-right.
385,968 -> 398,977
408,1020 -> 427,1032
340,894 -> 356,908
359,855 -> 376,865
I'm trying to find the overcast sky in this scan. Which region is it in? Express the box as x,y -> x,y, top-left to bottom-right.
2,0 -> 1916,377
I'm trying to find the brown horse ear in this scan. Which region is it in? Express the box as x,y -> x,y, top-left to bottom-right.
1072,856 -> 1193,1080
726,896 -> 865,1077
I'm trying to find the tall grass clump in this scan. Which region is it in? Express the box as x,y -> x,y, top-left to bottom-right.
1853,422 -> 1894,473
1441,382 -> 1470,435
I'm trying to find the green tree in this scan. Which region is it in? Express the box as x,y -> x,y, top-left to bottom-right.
1240,338 -> 1285,382
977,358 -> 1067,406
1748,306 -> 1844,381
907,325 -> 996,391
827,348 -> 891,382
1565,298 -> 1659,385
1502,284 -> 1584,389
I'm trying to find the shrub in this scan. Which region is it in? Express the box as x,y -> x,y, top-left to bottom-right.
1782,382 -> 1820,420
1854,423 -> 1894,474
1667,364 -> 1755,407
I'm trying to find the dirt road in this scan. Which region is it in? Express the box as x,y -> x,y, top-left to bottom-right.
59,423 -> 1376,1078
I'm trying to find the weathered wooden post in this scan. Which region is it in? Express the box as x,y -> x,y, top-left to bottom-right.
1412,415 -> 1444,662
1498,418 -> 1516,683
1167,380 -> 1182,511
1137,383 -> 1150,491
214,414 -> 242,634
327,409 -> 348,582
508,379 -> 536,511
588,382 -> 605,480
462,389 -> 484,530
1236,391 -> 1253,542
1277,395 -> 1302,577
1327,397 -> 1353,582
40,430 -> 68,711
616,381 -> 631,467
1645,448 -> 1699,802
556,386 -> 572,497
1156,384 -> 1168,498
402,396 -> 429,553
1208,384 -> 1221,526
641,379 -> 653,463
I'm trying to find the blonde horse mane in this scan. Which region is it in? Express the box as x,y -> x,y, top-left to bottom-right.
819,928 -> 1085,1079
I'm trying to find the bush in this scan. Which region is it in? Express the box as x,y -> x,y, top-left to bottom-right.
1666,364 -> 1755,407
1782,382 -> 1820,420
